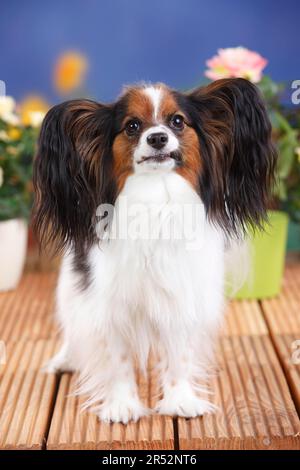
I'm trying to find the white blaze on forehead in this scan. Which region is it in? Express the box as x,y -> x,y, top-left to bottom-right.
132,85 -> 179,173
144,86 -> 163,122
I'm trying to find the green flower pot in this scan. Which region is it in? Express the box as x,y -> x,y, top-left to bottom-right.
234,211 -> 288,300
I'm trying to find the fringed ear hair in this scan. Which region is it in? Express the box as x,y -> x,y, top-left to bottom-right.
187,78 -> 277,235
32,99 -> 116,252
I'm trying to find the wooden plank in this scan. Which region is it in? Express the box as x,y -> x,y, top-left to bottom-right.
47,359 -> 174,450
0,340 -> 59,449
1,269 -> 299,450
0,272 -> 57,341
223,300 -> 268,336
178,301 -> 300,449
262,263 -> 300,415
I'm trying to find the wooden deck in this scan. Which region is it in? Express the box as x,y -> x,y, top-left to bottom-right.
0,262 -> 300,450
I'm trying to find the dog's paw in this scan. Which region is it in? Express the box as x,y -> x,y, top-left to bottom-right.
98,397 -> 148,424
42,350 -> 74,374
156,388 -> 216,418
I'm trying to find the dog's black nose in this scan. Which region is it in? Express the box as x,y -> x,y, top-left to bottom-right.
147,132 -> 168,150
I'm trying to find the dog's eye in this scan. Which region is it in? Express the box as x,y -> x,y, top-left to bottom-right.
125,119 -> 141,136
170,114 -> 184,130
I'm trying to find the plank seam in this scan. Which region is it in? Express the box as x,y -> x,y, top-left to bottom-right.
173,418 -> 179,450
249,335 -> 283,435
14,341 -> 49,446
43,373 -> 62,450
236,336 -> 270,437
219,338 -> 245,438
259,300 -> 300,421
259,332 -> 298,435
232,337 -> 257,437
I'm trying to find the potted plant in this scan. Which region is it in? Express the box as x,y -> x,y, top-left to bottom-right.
204,47 -> 300,298
0,96 -> 44,291
281,105 -> 300,251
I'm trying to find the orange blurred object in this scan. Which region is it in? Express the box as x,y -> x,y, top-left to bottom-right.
53,51 -> 88,95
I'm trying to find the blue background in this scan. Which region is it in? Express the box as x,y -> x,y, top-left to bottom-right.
0,0 -> 299,103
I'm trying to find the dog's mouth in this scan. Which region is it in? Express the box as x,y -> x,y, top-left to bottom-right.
137,151 -> 182,165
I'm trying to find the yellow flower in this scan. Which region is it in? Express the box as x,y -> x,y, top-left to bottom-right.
19,95 -> 49,126
53,51 -> 88,95
27,111 -> 46,128
27,111 -> 46,127
7,127 -> 21,140
296,147 -> 300,162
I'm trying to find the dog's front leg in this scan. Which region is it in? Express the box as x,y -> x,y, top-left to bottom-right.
89,332 -> 148,424
156,335 -> 216,418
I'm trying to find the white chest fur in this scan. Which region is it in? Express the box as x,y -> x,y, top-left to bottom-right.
85,173 -> 225,331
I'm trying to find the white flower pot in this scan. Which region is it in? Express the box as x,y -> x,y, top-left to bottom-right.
0,219 -> 28,291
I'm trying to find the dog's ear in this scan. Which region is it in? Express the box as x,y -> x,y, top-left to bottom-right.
33,99 -> 116,252
187,78 -> 277,235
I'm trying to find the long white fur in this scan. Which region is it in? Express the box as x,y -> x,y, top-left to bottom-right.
46,86 -> 228,423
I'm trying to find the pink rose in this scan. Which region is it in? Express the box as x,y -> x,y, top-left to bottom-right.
205,47 -> 267,83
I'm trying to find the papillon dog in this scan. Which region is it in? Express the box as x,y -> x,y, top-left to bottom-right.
33,79 -> 276,423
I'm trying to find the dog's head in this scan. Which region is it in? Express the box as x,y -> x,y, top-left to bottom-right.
33,79 -> 276,251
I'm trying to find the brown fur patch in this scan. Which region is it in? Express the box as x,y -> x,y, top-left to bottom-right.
157,93 -> 178,121
112,87 -> 157,192
112,134 -> 134,193
123,84 -> 180,125
125,87 -> 155,125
